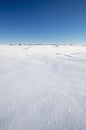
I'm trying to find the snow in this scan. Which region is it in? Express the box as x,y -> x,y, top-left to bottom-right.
0,45 -> 86,130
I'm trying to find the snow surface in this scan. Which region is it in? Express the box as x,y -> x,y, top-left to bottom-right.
0,45 -> 86,130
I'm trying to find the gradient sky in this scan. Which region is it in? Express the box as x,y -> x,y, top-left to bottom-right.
0,0 -> 86,44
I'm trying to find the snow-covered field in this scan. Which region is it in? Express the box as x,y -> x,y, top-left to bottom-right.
0,45 -> 86,130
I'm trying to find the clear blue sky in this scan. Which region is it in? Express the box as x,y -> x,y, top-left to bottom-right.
0,0 -> 86,44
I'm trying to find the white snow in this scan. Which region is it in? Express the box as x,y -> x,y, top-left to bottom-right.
0,44 -> 86,130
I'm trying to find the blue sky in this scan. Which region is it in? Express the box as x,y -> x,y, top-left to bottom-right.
0,0 -> 86,44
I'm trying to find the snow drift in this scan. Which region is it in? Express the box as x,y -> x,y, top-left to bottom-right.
0,45 -> 86,130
